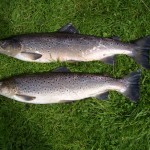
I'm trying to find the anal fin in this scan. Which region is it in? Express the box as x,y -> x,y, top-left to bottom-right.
101,56 -> 115,65
59,100 -> 75,103
95,92 -> 109,100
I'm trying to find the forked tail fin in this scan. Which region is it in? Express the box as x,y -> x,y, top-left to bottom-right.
132,36 -> 150,69
120,71 -> 141,102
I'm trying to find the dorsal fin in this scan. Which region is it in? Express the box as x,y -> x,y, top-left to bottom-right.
58,23 -> 79,34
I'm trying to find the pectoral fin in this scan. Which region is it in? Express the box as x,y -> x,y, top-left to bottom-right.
15,94 -> 36,101
21,52 -> 42,60
58,23 -> 79,34
95,92 -> 109,100
101,56 -> 115,65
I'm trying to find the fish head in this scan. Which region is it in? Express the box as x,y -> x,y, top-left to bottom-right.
0,80 -> 17,97
0,38 -> 21,57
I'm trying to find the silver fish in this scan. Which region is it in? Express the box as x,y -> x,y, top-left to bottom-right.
0,67 -> 141,104
0,23 -> 150,69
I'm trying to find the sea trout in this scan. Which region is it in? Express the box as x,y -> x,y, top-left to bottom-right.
0,67 -> 141,104
0,23 -> 149,69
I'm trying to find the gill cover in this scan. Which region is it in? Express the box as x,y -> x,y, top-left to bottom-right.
0,38 -> 21,56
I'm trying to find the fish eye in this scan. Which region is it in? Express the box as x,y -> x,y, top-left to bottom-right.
0,40 -> 9,49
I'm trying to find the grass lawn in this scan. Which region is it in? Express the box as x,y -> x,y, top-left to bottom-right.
0,0 -> 150,149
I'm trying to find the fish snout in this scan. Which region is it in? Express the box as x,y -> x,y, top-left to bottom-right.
0,39 -> 21,56
0,81 -> 17,97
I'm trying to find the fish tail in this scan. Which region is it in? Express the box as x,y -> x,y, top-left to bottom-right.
120,70 -> 141,102
132,36 -> 150,69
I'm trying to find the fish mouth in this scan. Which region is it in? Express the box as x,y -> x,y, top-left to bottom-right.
0,46 -> 5,54
0,41 -> 3,50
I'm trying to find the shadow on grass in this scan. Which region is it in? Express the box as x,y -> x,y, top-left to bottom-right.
0,99 -> 50,149
0,16 -> 10,39
0,0 -> 12,38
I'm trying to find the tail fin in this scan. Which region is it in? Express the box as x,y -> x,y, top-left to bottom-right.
120,71 -> 141,102
132,36 -> 150,69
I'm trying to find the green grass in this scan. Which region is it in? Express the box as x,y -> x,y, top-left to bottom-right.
0,0 -> 150,149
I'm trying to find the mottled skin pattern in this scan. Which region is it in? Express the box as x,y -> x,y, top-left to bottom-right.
0,73 -> 126,104
0,33 -> 134,62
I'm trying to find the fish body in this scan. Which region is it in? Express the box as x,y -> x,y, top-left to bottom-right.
0,68 -> 140,104
0,23 -> 149,69
1,33 -> 133,62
